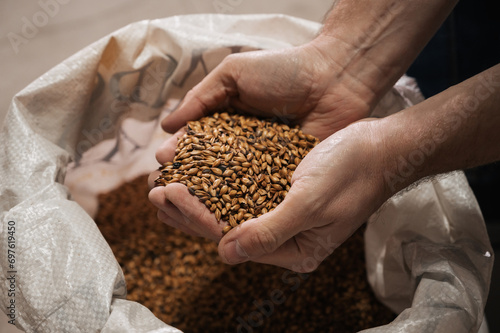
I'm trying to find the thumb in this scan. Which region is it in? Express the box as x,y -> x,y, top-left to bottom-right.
218,182 -> 315,267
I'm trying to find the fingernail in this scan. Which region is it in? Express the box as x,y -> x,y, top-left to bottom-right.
222,240 -> 249,264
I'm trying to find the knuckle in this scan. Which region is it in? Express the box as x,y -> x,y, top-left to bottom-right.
185,88 -> 197,99
157,209 -> 168,223
218,54 -> 242,74
194,204 -> 212,224
154,149 -> 164,164
291,246 -> 324,273
221,53 -> 238,65
248,226 -> 279,255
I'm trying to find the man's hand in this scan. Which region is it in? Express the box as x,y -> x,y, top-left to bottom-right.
161,42 -> 376,141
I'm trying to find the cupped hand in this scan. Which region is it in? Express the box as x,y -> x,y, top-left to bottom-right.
149,119 -> 392,271
148,128 -> 223,241
161,40 -> 378,142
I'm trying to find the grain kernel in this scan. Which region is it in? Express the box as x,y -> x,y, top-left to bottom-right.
154,110 -> 319,234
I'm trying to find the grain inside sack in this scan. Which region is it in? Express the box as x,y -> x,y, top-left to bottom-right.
96,175 -> 396,332
95,110 -> 395,332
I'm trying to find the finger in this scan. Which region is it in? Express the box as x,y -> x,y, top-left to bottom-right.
148,170 -> 161,189
163,183 -> 224,241
155,196 -> 191,228
239,225 -> 340,272
157,209 -> 201,238
218,224 -> 308,271
161,61 -> 238,133
218,181 -> 315,264
219,209 -> 340,272
149,185 -> 208,238
149,184 -> 223,241
149,186 -> 196,228
155,128 -> 185,165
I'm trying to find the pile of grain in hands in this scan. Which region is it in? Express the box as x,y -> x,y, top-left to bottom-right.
154,110 -> 319,234
94,110 -> 395,332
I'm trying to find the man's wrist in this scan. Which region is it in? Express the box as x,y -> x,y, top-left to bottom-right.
311,0 -> 458,113
304,35 -> 385,112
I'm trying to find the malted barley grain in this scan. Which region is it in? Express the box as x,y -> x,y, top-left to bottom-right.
155,110 -> 319,234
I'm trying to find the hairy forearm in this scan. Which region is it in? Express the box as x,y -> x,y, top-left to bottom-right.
380,64 -> 500,195
310,0 -> 458,107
